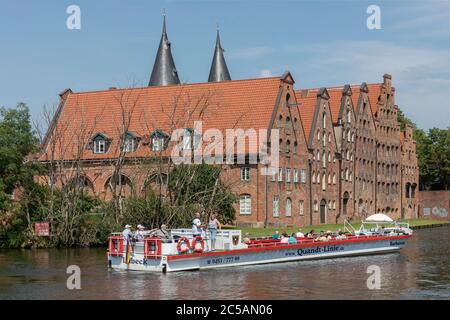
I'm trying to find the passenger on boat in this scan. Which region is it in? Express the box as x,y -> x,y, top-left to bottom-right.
288,233 -> 298,244
122,224 -> 132,242
150,224 -> 171,239
295,229 -> 305,238
280,233 -> 290,243
134,224 -> 145,242
208,213 -> 222,251
243,233 -> 251,244
305,230 -> 315,239
192,212 -> 204,237
316,231 -> 329,242
272,231 -> 280,240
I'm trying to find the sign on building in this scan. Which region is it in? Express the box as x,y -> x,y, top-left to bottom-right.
34,222 -> 50,237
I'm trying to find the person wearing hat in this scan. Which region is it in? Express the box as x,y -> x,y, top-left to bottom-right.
122,224 -> 132,242
135,224 -> 145,242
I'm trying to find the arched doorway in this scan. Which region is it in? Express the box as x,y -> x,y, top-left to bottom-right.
320,199 -> 327,224
343,192 -> 349,215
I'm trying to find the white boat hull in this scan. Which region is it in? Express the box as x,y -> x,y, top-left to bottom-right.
108,236 -> 409,273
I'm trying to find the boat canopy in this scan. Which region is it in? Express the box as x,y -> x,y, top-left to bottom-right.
365,213 -> 394,222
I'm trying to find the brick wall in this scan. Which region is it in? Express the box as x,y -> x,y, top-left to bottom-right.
419,190 -> 450,221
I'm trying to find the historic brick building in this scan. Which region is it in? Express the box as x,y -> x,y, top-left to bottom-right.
401,124 -> 419,218
39,18 -> 419,227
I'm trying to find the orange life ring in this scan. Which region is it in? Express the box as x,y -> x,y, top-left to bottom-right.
191,236 -> 205,253
177,237 -> 190,254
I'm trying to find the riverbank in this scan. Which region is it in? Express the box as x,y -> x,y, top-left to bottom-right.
226,219 -> 450,238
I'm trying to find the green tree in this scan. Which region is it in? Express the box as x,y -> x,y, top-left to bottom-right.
0,103 -> 43,246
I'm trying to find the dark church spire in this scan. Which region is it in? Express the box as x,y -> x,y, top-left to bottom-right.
149,14 -> 180,86
208,28 -> 231,82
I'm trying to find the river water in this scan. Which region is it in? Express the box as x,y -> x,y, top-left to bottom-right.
0,226 -> 448,300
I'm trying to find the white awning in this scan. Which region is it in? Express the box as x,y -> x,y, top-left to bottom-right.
365,213 -> 394,222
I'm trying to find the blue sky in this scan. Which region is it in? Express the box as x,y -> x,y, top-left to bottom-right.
1,0 -> 449,130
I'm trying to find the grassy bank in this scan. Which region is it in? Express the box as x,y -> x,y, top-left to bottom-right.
224,219 -> 449,238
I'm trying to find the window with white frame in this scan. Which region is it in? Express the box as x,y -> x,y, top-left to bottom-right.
322,174 -> 326,191
286,168 -> 291,183
123,136 -> 135,153
278,168 -> 283,182
299,200 -> 304,216
286,198 -> 292,217
322,152 -> 326,168
239,195 -> 252,215
182,128 -> 193,150
301,169 -> 306,183
240,167 -> 250,181
93,137 -> 106,154
152,136 -> 164,151
293,169 -> 299,183
273,196 -> 280,217
323,112 -> 327,129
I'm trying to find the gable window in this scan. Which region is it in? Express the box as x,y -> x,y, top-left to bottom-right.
293,142 -> 298,154
278,168 -> 283,182
300,169 -> 306,183
286,198 -> 292,217
286,140 -> 291,154
240,195 -> 252,215
273,196 -> 280,217
286,168 -> 291,183
293,169 -> 299,183
347,109 -> 351,123
240,167 -> 250,181
299,200 -> 304,216
323,112 -> 327,129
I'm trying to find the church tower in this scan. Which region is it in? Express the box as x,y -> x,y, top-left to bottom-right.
149,15 -> 180,86
208,29 -> 231,82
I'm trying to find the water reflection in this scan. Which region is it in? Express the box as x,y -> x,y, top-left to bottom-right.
0,226 -> 448,300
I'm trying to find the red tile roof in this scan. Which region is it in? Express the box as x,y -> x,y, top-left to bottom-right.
295,90 -> 317,141
40,77 -> 283,161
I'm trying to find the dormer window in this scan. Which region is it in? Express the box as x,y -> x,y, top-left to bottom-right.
151,130 -> 167,152
92,133 -> 109,154
182,128 -> 194,150
94,138 -> 106,154
122,132 -> 138,153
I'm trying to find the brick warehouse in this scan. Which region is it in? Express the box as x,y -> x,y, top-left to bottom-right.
38,18 -> 419,227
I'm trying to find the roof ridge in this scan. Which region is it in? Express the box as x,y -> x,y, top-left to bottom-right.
68,76 -> 282,96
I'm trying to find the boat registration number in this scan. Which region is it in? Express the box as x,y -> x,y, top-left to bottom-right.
206,256 -> 240,265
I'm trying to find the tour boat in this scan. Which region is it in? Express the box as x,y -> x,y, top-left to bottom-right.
107,214 -> 413,273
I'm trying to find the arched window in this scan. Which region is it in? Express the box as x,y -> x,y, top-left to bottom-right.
323,132 -> 326,147
322,152 -> 326,168
240,194 -> 252,215
286,116 -> 291,130
286,140 -> 291,154
347,109 -> 351,123
317,130 -> 321,142
323,112 -> 327,129
332,173 -> 336,184
286,198 -> 292,217
328,173 -> 331,184
312,171 -> 316,183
